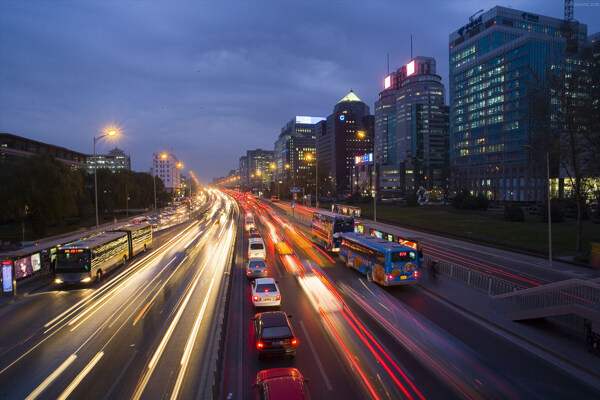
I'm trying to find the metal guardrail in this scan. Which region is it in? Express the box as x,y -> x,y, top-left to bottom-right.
423,254 -> 525,296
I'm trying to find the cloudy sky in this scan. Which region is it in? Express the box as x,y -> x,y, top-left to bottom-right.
1,0 -> 598,184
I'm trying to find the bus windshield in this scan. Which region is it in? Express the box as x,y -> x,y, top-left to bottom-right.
56,250 -> 91,273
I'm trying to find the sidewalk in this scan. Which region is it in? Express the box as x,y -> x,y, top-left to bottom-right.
0,270 -> 54,310
419,268 -> 600,388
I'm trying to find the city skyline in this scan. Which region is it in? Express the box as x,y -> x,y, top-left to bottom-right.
1,1 -> 598,184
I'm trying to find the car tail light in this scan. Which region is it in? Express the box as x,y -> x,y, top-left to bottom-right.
291,338 -> 297,346
264,269 -> 267,274
257,341 -> 264,349
247,270 -> 251,275
276,295 -> 280,300
414,271 -> 419,279
253,295 -> 259,301
264,289 -> 269,293
388,274 -> 394,280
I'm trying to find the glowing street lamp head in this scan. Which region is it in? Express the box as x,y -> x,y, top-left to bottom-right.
176,162 -> 183,169
285,164 -> 290,169
160,153 -> 168,159
305,153 -> 313,161
107,129 -> 118,137
270,163 -> 276,170
357,131 -> 365,139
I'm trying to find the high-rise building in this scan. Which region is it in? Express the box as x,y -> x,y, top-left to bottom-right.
239,156 -> 249,189
274,116 -> 325,191
245,149 -> 274,191
318,91 -> 373,195
375,57 -> 449,198
152,151 -> 183,195
86,147 -> 131,174
449,6 -> 592,202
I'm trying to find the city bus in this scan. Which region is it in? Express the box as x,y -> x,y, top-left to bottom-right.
339,232 -> 420,286
311,211 -> 354,252
117,222 -> 153,257
55,231 -> 129,284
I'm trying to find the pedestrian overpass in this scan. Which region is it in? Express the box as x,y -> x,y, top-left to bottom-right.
492,277 -> 600,333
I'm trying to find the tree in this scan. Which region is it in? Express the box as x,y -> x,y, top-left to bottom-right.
528,46 -> 599,252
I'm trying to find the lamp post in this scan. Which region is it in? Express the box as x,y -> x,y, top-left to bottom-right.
358,130 -> 375,221
305,154 -> 317,208
522,145 -> 552,265
94,129 -> 117,228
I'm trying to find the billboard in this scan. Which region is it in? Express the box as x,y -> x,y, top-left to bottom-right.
13,253 -> 40,279
354,153 -> 373,165
384,75 -> 392,89
2,261 -> 13,294
296,116 -> 326,125
407,60 -> 415,76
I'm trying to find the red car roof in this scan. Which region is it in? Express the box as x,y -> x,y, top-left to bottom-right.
256,368 -> 308,400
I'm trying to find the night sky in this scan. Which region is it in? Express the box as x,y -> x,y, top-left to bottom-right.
1,0 -> 598,184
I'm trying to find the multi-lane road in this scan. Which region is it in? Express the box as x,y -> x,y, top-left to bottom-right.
0,190 -> 599,400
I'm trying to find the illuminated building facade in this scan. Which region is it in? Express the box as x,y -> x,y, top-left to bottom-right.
319,91 -> 373,195
86,147 -> 131,174
245,149 -> 274,191
274,116 -> 325,191
152,151 -> 183,195
376,57 -> 449,198
449,6 -> 593,202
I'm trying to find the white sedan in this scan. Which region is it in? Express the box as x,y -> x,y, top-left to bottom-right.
251,278 -> 281,308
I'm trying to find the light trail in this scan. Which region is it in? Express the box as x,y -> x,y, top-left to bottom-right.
170,219 -> 236,400
25,354 -> 77,400
131,217 -> 229,400
56,351 -> 104,400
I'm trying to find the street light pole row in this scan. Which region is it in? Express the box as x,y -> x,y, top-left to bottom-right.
94,129 -> 117,228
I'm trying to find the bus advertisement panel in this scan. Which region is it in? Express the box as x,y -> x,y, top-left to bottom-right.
311,211 -> 354,252
340,232 -> 419,286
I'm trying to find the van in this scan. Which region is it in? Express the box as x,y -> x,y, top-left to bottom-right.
248,238 -> 266,259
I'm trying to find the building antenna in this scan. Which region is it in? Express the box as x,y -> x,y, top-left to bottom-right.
387,53 -> 390,75
410,35 -> 413,60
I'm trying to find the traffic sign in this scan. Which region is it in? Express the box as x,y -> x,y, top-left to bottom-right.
290,187 -> 301,193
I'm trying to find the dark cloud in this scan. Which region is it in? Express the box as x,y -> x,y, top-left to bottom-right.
1,0 -> 598,184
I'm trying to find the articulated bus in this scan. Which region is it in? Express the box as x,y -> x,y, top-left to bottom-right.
118,223 -> 153,257
339,232 -> 420,286
55,223 -> 152,284
311,211 -> 354,251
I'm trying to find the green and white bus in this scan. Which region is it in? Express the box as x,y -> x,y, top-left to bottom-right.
55,231 -> 129,284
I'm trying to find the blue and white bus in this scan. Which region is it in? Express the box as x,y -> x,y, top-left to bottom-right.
339,232 -> 420,286
311,211 -> 354,252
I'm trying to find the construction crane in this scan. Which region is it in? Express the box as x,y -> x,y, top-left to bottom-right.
564,0 -> 573,21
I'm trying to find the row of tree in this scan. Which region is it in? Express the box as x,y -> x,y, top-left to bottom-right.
0,155 -> 172,236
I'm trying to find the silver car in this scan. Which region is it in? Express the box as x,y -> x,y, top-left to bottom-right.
247,258 -> 267,279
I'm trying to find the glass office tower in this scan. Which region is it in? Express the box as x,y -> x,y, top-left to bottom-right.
449,6 -> 590,202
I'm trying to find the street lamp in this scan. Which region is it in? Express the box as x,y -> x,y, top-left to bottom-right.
305,153 -> 318,208
357,130 -> 375,221
522,145 -> 552,265
94,129 -> 117,228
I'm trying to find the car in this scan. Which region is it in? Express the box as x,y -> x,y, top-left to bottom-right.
249,233 -> 262,240
270,196 -> 280,202
253,312 -> 297,358
248,238 -> 266,259
251,278 -> 281,307
247,258 -> 267,279
248,227 -> 259,235
245,217 -> 256,231
251,368 -> 310,399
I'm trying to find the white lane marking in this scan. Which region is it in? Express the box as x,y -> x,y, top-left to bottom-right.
25,354 -> 77,400
57,351 -> 104,400
299,320 -> 333,391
